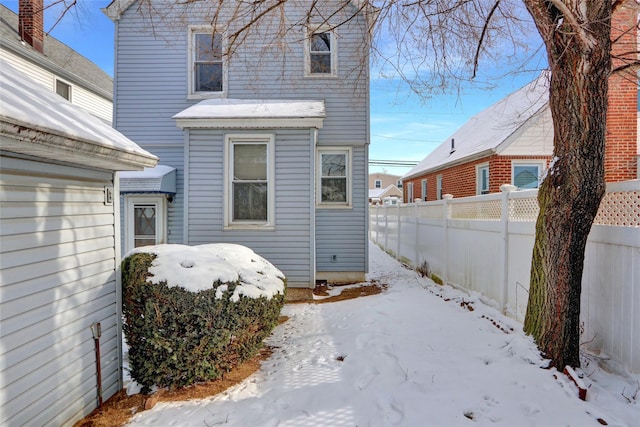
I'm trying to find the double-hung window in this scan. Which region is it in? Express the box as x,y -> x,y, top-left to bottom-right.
318,148 -> 351,206
225,134 -> 275,228
436,175 -> 443,200
190,28 -> 225,97
512,162 -> 545,189
421,179 -> 427,201
375,179 -> 381,189
306,26 -> 337,77
477,164 -> 489,195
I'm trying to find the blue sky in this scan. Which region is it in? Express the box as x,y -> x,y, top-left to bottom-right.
3,1 -> 546,176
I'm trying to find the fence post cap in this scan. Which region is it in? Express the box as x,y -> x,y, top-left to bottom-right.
500,184 -> 517,193
443,194 -> 454,200
414,198 -> 423,203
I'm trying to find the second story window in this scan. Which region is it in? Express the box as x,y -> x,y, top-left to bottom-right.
375,179 -> 381,189
55,79 -> 71,101
306,26 -> 337,77
190,29 -> 225,97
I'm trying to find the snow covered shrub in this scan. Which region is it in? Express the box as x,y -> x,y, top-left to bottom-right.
121,244 -> 286,393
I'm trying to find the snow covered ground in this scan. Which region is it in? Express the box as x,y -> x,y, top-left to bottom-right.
126,242 -> 640,427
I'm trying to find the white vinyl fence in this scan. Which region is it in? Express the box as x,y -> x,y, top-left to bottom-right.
370,180 -> 640,373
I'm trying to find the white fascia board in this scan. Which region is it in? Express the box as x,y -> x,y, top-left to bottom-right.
0,120 -> 158,171
175,117 -> 324,129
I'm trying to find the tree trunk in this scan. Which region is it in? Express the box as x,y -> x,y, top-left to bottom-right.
523,1 -> 611,369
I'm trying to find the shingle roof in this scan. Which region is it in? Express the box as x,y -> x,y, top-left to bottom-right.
0,4 -> 112,99
403,73 -> 550,180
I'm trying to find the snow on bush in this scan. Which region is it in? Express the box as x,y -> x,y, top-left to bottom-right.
121,244 -> 286,393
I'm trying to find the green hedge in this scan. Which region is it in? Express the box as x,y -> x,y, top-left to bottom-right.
121,252 -> 285,393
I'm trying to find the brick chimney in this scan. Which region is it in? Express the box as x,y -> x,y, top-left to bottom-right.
605,1 -> 638,182
19,0 -> 44,53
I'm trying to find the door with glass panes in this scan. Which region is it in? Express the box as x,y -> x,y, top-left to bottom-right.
124,196 -> 166,253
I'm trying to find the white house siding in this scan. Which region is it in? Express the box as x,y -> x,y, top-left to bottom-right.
0,48 -> 113,123
499,107 -> 554,156
186,129 -> 315,287
0,156 -> 121,427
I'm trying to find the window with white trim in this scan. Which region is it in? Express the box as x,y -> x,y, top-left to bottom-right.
512,162 -> 545,189
225,134 -> 275,227
189,28 -> 225,97
477,164 -> 489,195
396,180 -> 403,189
318,148 -> 351,206
305,26 -> 337,77
436,175 -> 443,200
406,182 -> 413,202
55,79 -> 71,101
421,179 -> 427,200
375,179 -> 381,189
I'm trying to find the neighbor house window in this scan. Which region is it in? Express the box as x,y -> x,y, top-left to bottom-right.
477,164 -> 489,195
305,26 -> 337,77
318,148 -> 351,206
436,175 -> 443,200
421,179 -> 427,201
225,134 -> 275,227
55,79 -> 71,101
375,179 -> 381,189
512,162 -> 545,189
406,182 -> 414,203
397,180 -> 403,189
190,28 -> 225,97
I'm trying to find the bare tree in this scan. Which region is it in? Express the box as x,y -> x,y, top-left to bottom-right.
44,0 -> 639,369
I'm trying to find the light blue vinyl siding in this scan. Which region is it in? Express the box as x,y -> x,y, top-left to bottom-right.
186,129 -> 314,287
112,0 -> 369,286
316,146 -> 368,273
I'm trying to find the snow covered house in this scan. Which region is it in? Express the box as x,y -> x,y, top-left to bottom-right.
403,74 -> 554,202
104,0 -> 373,299
0,61 -> 157,426
403,4 -> 638,201
0,1 -> 113,123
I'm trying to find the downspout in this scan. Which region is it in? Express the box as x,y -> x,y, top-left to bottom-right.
310,127 -> 317,287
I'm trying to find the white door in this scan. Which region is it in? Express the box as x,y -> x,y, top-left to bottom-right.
125,196 -> 166,253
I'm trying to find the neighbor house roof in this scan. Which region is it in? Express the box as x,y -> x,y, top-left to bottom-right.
0,60 -> 157,171
404,72 -> 550,180
0,4 -> 113,100
369,185 -> 402,200
173,99 -> 326,129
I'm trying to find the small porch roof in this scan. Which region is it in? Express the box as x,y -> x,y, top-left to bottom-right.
119,165 -> 177,195
173,99 -> 326,129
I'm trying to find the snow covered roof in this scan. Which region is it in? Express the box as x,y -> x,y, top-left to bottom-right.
173,99 -> 326,129
0,4 -> 113,99
404,73 -> 550,180
120,165 -> 177,194
369,185 -> 402,200
0,60 -> 157,171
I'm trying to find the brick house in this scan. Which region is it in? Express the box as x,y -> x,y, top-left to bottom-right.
403,4 -> 638,201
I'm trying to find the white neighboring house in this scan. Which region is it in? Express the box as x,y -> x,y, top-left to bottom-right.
0,60 -> 157,427
0,1 -> 113,123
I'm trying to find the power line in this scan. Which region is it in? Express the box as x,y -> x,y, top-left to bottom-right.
371,134 -> 442,143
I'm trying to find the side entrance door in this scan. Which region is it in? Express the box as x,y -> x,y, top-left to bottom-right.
124,195 -> 166,253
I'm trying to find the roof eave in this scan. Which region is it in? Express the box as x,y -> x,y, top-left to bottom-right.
0,119 -> 158,171
402,148 -> 497,181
